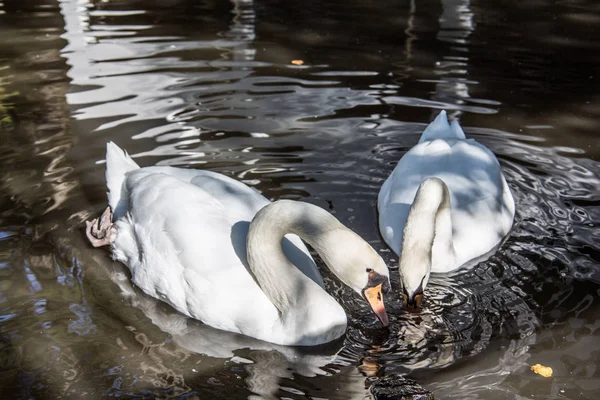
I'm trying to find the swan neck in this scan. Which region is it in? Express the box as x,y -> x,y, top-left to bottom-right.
400,178 -> 454,287
246,200 -> 342,313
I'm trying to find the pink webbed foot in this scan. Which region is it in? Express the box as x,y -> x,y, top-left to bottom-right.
85,206 -> 117,247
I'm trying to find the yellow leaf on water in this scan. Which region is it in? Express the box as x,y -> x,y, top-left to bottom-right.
530,363 -> 553,378
291,60 -> 304,65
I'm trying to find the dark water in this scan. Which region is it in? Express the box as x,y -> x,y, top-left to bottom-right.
1,0 -> 599,398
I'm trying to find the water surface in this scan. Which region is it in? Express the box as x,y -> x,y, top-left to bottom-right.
0,0 -> 599,398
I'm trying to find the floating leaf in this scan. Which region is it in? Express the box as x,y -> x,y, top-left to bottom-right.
530,363 -> 553,378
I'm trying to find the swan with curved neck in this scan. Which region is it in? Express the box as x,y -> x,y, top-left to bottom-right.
86,142 -> 390,346
246,200 -> 390,344
378,111 -> 515,308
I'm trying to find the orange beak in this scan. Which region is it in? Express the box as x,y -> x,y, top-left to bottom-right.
363,283 -> 389,326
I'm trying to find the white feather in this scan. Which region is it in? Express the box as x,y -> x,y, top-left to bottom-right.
103,143 -> 389,346
105,141 -> 140,220
378,111 -> 515,297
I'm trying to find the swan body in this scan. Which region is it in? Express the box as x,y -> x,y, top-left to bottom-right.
90,143 -> 390,346
378,111 -> 515,304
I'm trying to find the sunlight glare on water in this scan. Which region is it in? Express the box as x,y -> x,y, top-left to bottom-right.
0,0 -> 599,399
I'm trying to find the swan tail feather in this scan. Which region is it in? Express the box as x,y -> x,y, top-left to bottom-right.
418,110 -> 466,143
450,119 -> 466,140
105,142 -> 139,216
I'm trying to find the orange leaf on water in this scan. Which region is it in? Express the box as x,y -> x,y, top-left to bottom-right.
530,364 -> 553,378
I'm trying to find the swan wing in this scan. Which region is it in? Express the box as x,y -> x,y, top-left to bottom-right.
186,171 -> 325,288
112,169 -> 283,334
113,164 -> 324,288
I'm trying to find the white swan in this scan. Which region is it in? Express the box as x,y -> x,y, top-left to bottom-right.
85,142 -> 390,346
378,111 -> 515,307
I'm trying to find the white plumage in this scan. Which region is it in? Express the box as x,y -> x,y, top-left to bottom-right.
96,143 -> 390,346
378,111 -> 515,302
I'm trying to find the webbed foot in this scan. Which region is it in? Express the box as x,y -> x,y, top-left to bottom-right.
85,206 -> 117,247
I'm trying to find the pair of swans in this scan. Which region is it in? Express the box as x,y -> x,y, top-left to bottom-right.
86,110 -> 514,346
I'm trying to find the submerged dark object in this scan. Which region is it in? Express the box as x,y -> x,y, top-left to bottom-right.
370,374 -> 434,400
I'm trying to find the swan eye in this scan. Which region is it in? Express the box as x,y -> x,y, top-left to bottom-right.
366,268 -> 373,273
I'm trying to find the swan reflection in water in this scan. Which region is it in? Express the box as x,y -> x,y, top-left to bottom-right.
96,254 -> 342,399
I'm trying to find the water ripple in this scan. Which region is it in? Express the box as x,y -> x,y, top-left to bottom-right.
1,0 -> 600,398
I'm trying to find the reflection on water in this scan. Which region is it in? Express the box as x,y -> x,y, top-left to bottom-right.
1,0 -> 599,398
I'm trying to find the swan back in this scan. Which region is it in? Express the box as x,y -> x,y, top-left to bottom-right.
378,111 -> 515,274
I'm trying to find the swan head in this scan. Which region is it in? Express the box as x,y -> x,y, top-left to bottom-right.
401,272 -> 428,309
362,267 -> 391,326
316,229 -> 391,326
